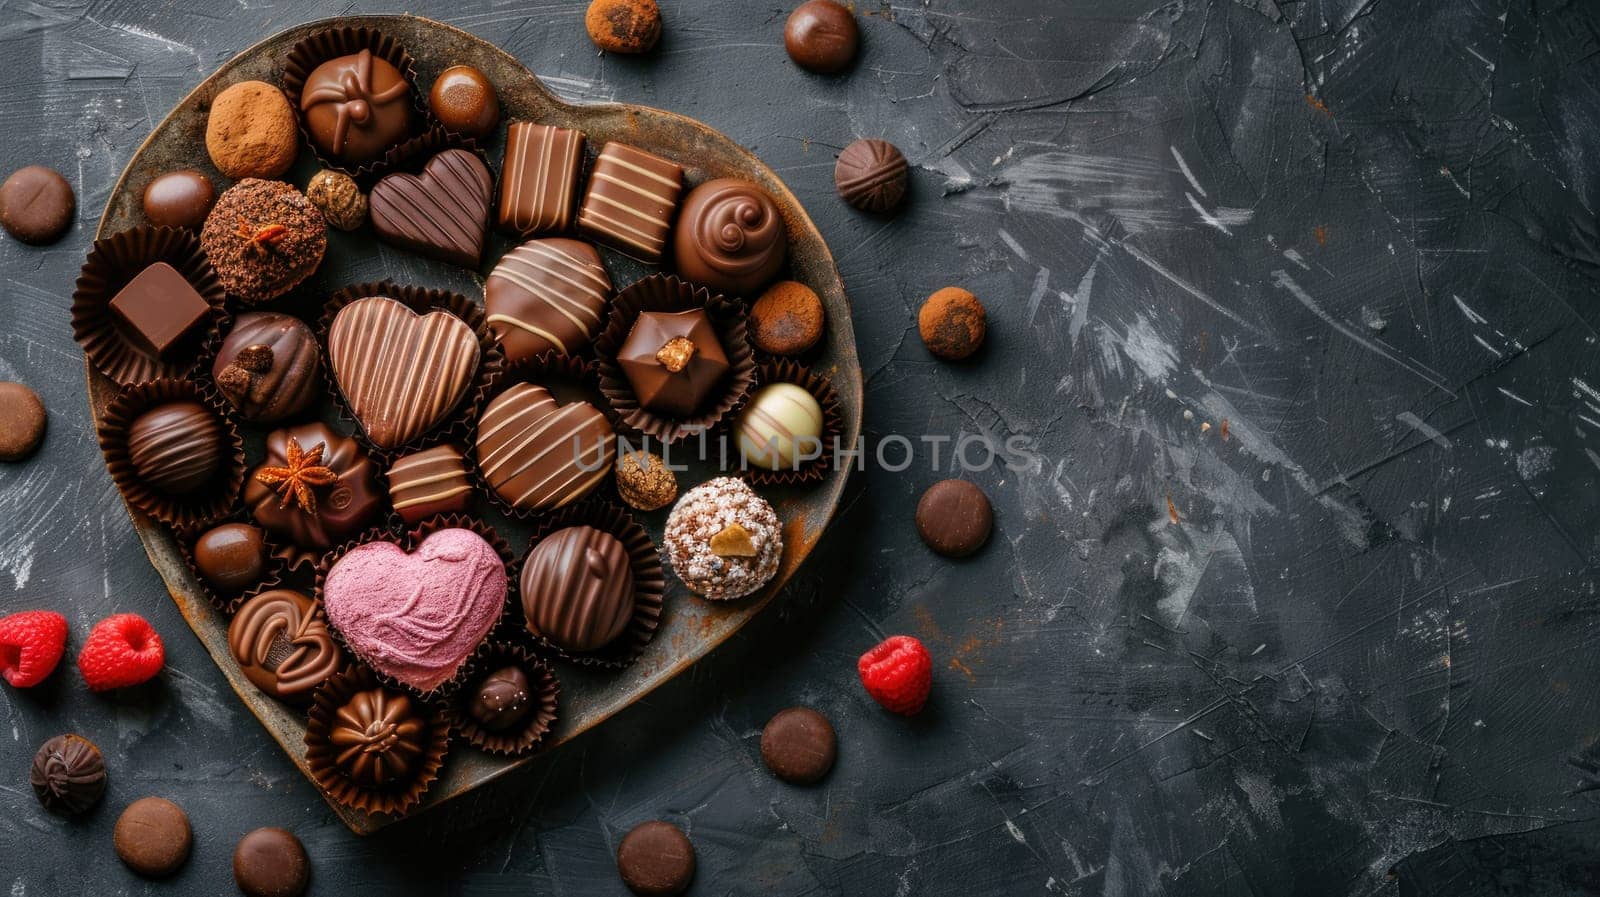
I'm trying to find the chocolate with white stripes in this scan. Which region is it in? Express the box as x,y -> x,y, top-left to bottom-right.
370,149 -> 493,267
387,443 -> 474,524
498,122 -> 584,237
327,296 -> 481,449
576,142 -> 684,263
485,238 -> 613,363
475,383 -> 615,512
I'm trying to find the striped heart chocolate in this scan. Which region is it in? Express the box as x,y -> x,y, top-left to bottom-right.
328,296 -> 481,450
370,149 -> 493,268
475,383 -> 615,512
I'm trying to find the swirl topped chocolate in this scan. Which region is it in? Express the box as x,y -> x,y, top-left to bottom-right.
576,142 -> 684,263
228,589 -> 341,702
672,178 -> 787,297
485,238 -> 613,362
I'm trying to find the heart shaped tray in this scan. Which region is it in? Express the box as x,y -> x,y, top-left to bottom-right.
85,14 -> 861,834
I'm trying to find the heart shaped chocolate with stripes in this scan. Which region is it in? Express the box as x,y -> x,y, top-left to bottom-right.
370,149 -> 493,268
328,296 -> 481,450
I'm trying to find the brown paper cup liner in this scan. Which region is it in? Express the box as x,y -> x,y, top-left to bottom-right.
446,641 -> 560,757
317,281 -> 504,458
519,499 -> 666,670
281,26 -> 432,180
98,379 -> 246,528
736,360 -> 845,488
595,274 -> 756,444
72,226 -> 228,387
304,666 -> 450,817
174,511 -> 290,614
315,516 -> 515,700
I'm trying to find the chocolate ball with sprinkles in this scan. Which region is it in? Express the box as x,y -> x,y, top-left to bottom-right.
663,477 -> 783,600
200,179 -> 327,304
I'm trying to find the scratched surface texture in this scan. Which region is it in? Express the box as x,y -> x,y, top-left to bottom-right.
2,0 -> 1600,895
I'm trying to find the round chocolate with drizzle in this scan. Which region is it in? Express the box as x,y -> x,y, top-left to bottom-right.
243,422 -> 383,552
126,401 -> 228,495
228,589 -> 341,702
485,238 -> 613,363
299,49 -> 412,164
30,734 -> 106,815
330,687 -> 426,788
671,178 -> 787,298
834,138 -> 908,214
521,525 -> 635,653
212,312 -> 321,423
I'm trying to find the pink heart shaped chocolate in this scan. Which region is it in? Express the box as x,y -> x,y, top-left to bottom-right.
323,528 -> 506,693
370,148 -> 493,267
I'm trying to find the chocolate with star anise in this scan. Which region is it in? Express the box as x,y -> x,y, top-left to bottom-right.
243,422 -> 384,553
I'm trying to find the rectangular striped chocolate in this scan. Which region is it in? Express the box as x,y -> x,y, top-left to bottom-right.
386,443 -> 474,524
576,142 -> 684,263
498,122 -> 585,237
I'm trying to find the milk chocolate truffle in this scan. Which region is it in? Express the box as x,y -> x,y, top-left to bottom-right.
672,178 -> 787,297
476,383 -> 615,512
244,422 -> 383,552
205,81 -> 298,179
229,589 -> 340,702
213,312 -> 322,422
617,310 -> 730,417
785,0 -> 860,74
750,281 -> 824,355
330,688 -> 426,787
192,522 -> 269,593
915,479 -> 991,556
305,169 -> 367,231
114,797 -> 192,878
429,65 -> 499,139
760,706 -> 836,784
835,138 -> 908,214
141,170 -> 215,229
30,734 -> 106,815
469,665 -> 531,732
300,49 -> 412,164
735,382 -> 824,471
586,0 -> 662,53
0,382 -> 47,461
615,451 -> 676,511
521,525 -> 635,653
127,401 -> 228,495
200,179 -> 328,304
663,478 -> 783,600
233,827 -> 310,897
386,444 -> 473,524
486,238 -> 613,362
918,286 -> 986,360
617,821 -> 695,897
0,166 -> 74,244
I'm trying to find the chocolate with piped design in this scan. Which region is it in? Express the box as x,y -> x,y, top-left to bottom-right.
576,142 -> 683,263
329,687 -> 425,787
30,735 -> 106,815
299,49 -> 412,164
486,238 -> 612,362
835,138 -> 908,214
228,589 -> 340,702
386,443 -> 473,524
499,123 -> 584,237
475,383 -> 615,512
672,178 -> 787,297
127,401 -> 227,495
370,149 -> 493,268
328,296 -> 480,450
212,312 -> 322,423
521,525 -> 635,653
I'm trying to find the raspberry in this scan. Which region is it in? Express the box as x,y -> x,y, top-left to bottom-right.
857,635 -> 932,715
0,610 -> 69,688
78,614 -> 164,691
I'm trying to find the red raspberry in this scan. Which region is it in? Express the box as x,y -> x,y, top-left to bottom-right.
78,614 -> 164,691
857,635 -> 932,715
0,610 -> 69,688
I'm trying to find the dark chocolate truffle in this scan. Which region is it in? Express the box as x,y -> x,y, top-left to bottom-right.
205,81 -> 298,179
835,138 -> 908,214
429,65 -> 499,139
243,422 -> 383,552
29,734 -> 106,815
300,49 -> 412,164
330,687 -> 426,787
229,589 -> 340,703
0,381 -> 47,461
0,165 -> 74,244
617,821 -> 695,897
784,0 -> 860,74
586,0 -> 662,54
917,286 -> 986,360
749,280 -> 825,355
485,237 -> 613,362
234,827 -> 310,897
200,179 -> 327,304
114,797 -> 192,878
616,310 -> 730,417
142,170 -> 215,229
521,525 -> 635,653
469,665 -> 532,732
672,178 -> 787,298
213,312 -> 322,423
915,479 -> 992,556
126,401 -> 227,495
192,522 -> 269,593
760,706 -> 836,784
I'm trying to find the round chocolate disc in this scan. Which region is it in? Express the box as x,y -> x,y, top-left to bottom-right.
784,0 -> 860,74
233,827 -> 310,897
617,820 -> 696,897
142,170 -> 215,229
0,382 -> 47,461
760,706 -> 837,784
113,797 -> 192,878
0,165 -> 75,244
915,479 -> 992,557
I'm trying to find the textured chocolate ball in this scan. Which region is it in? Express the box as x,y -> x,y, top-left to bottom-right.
305,170 -> 367,231
142,170 -> 215,229
0,165 -> 74,244
205,81 -> 298,179
617,821 -> 696,896
114,797 -> 192,878
917,286 -> 986,360
750,281 -> 825,355
834,138 -> 908,214
429,65 -> 500,139
126,401 -> 227,495
192,522 -> 269,593
586,0 -> 662,53
784,0 -> 860,74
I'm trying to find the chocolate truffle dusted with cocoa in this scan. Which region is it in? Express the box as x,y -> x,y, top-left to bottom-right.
486,238 -> 613,362
0,165 -> 74,244
617,310 -> 731,417
243,422 -> 383,552
141,170 -> 215,229
918,286 -> 986,360
672,178 -> 787,298
228,589 -> 340,703
205,81 -> 298,179
785,0 -> 860,74
192,522 -> 270,594
300,49 -> 412,165
521,525 -> 635,653
200,179 -> 327,304
663,478 -> 783,600
213,312 -> 322,423
750,280 -> 825,355
127,401 -> 229,495
586,0 -> 662,53
430,65 -> 499,139
835,138 -> 908,214
30,734 -> 106,815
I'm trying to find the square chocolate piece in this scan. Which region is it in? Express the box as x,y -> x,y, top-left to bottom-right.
499,122 -> 585,237
108,262 -> 211,357
576,142 -> 684,263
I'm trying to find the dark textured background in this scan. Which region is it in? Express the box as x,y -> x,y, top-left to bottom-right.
4,1 -> 1600,894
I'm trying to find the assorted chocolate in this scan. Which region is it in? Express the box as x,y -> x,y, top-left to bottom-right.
617,309 -> 730,417
672,178 -> 787,297
370,148 -> 493,267
0,165 -> 74,244
430,65 -> 500,139
108,262 -> 212,357
475,383 -> 615,513
114,796 -> 193,878
127,400 -> 228,495
615,451 -> 677,511
0,381 -> 47,461
521,525 -> 635,653
141,170 -> 215,229
306,169 -> 368,230
918,285 -> 986,360
785,0 -> 860,74
213,312 -> 322,422
578,142 -> 684,263
233,827 -> 311,897
470,665 -> 532,731
486,237 -> 613,362
915,479 -> 992,557
300,49 -> 413,165
499,123 -> 584,236
735,382 -> 824,471
663,478 -> 783,600
328,686 -> 427,787
760,706 -> 836,784
192,522 -> 270,594
835,137 -> 908,214
244,423 -> 383,552
229,589 -> 341,702
750,280 -> 825,355
199,179 -> 328,303
30,734 -> 106,815
204,81 -> 298,179
386,443 -> 474,524
617,820 -> 696,897
586,0 -> 664,54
